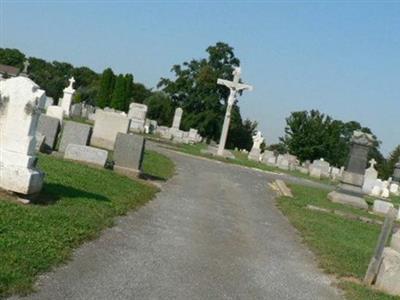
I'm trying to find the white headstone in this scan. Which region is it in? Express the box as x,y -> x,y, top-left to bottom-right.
46,105 -> 64,124
128,102 -> 148,132
373,200 -> 394,215
172,107 -> 183,129
59,77 -> 75,117
362,159 -> 379,194
0,77 -> 45,194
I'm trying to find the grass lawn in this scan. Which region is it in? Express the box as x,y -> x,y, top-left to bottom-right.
277,184 -> 400,299
0,150 -> 174,297
142,150 -> 175,181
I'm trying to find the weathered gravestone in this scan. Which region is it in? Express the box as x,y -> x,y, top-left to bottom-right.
59,121 -> 92,152
392,160 -> 400,183
328,131 -> 374,209
46,105 -> 64,124
188,128 -> 199,144
172,107 -> 183,129
70,103 -> 82,118
91,109 -> 130,150
36,114 -> 60,153
0,77 -> 45,195
64,144 -> 108,167
128,102 -> 147,132
261,150 -> 276,166
373,200 -> 394,215
59,77 -> 75,117
113,133 -> 145,176
310,159 -> 330,178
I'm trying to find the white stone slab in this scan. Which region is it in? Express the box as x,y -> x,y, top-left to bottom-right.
373,199 -> 394,215
64,144 -> 107,167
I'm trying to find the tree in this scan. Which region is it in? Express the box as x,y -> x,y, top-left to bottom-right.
0,48 -> 25,69
383,145 -> 400,178
97,68 -> 115,108
145,92 -> 174,125
281,109 -> 384,168
111,74 -> 127,111
158,42 -> 255,147
124,74 -> 134,111
131,82 -> 152,104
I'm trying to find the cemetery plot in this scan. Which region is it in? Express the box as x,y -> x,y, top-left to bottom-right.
0,150 -> 174,297
277,184 -> 400,300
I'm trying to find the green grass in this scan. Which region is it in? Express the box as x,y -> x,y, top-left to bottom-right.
277,184 -> 400,299
0,151 -> 174,297
142,150 -> 175,180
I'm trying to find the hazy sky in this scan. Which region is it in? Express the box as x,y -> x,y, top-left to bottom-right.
1,1 -> 399,155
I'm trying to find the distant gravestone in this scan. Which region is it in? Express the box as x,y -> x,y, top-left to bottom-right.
248,131 -> 264,161
59,77 -> 75,117
70,103 -> 82,118
59,121 -> 92,152
172,107 -> 183,129
36,114 -> 61,152
362,159 -> 379,194
310,159 -> 330,178
262,150 -> 276,166
373,200 -> 394,215
113,133 -> 145,176
128,102 -> 147,132
0,77 -> 45,194
91,109 -> 130,150
46,105 -> 64,124
64,144 -> 108,167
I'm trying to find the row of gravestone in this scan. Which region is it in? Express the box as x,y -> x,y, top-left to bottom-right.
68,101 -> 203,144
154,107 -> 203,144
0,76 -> 147,196
39,108 -> 146,173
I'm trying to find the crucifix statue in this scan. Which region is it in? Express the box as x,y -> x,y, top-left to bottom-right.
216,67 -> 253,156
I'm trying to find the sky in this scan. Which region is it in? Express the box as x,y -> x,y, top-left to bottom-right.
1,1 -> 399,155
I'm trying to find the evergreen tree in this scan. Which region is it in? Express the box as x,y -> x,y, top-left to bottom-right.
124,74 -> 134,111
111,74 -> 127,111
385,145 -> 400,178
97,68 -> 115,108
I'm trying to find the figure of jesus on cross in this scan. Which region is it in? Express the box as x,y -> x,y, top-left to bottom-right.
216,67 -> 253,156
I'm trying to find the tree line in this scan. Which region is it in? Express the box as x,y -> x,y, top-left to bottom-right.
271,109 -> 399,178
0,44 -> 257,150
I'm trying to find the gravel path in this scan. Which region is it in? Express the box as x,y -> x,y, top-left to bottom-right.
16,150 -> 342,300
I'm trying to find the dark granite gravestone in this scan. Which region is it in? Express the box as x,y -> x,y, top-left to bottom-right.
59,121 -> 92,152
113,133 -> 146,176
340,130 -> 375,194
393,161 -> 400,183
70,103 -> 82,118
328,131 -> 375,209
36,114 -> 60,153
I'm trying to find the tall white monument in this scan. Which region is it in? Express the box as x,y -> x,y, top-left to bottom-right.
0,77 -> 45,195
217,67 -> 253,156
59,77 -> 75,117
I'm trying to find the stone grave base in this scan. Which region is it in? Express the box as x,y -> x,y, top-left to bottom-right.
375,247 -> 400,296
0,166 -> 44,195
114,165 -> 141,178
201,146 -> 235,159
327,190 -> 368,210
248,149 -> 261,161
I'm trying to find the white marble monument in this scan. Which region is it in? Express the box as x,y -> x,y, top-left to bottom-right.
248,131 -> 264,161
59,77 -> 75,117
0,77 -> 45,194
172,107 -> 183,129
216,67 -> 253,156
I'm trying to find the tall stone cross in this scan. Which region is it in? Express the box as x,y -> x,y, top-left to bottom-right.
67,77 -> 75,89
216,67 -> 253,156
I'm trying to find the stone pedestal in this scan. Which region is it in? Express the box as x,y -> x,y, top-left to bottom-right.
0,77 -> 45,195
248,148 -> 261,161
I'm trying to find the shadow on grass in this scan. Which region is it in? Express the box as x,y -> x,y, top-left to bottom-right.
33,182 -> 110,205
139,172 -> 167,182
